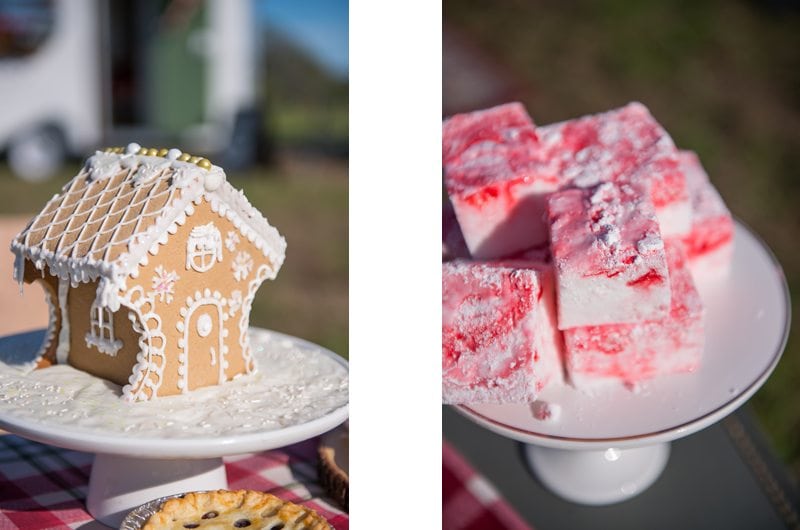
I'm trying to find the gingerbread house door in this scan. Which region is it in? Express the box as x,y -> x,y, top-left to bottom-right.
179,291 -> 226,391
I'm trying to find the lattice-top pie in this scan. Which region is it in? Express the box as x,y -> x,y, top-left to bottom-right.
142,490 -> 331,530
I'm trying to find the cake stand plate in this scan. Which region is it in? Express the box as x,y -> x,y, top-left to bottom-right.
0,327 -> 349,527
456,221 -> 790,505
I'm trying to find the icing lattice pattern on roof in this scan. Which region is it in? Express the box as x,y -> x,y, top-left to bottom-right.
11,144 -> 286,308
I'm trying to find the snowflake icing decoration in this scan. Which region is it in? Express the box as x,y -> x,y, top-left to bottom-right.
151,265 -> 180,304
232,251 -> 254,282
228,290 -> 243,316
225,230 -> 240,252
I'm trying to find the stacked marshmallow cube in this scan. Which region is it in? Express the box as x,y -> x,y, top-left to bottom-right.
442,101 -> 734,401
678,150 -> 735,282
563,242 -> 705,390
547,181 -> 671,328
442,260 -> 562,404
443,102 -> 560,258
536,103 -> 691,237
443,102 -> 691,262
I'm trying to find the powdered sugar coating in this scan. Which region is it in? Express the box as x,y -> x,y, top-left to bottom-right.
548,181 -> 671,329
443,102 -> 544,196
563,243 -> 704,390
537,102 -> 690,236
531,400 -> 562,422
536,103 -> 665,185
678,151 -> 734,281
443,103 -> 560,258
443,102 -> 690,259
442,260 -> 562,404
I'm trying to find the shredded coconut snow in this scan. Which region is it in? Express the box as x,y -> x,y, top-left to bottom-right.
0,328 -> 348,438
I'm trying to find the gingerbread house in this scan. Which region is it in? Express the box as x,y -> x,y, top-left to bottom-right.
10,144 -> 286,402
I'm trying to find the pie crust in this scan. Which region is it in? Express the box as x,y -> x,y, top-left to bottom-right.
142,489 -> 331,530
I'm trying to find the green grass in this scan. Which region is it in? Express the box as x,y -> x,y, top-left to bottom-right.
446,0 -> 800,477
269,104 -> 349,145
0,158 -> 348,358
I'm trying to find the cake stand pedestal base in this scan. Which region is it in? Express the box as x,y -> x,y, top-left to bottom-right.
86,454 -> 228,527
524,442 -> 670,505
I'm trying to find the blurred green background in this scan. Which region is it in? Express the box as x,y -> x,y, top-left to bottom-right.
444,0 -> 799,479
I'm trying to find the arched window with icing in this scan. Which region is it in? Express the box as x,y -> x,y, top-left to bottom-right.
186,223 -> 223,273
85,302 -> 122,356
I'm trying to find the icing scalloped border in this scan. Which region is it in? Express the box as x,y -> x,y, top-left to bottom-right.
175,289 -> 230,392
238,264 -> 274,373
120,286 -> 166,402
84,332 -> 123,357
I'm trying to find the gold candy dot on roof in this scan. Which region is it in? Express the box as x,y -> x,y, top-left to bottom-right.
100,146 -> 213,170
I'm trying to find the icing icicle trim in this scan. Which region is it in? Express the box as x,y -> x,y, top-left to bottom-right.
84,333 -> 123,356
55,278 -> 70,365
32,285 -> 58,365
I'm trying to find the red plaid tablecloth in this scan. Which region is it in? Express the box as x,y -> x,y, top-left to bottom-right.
443,441 -> 533,530
0,434 -> 348,530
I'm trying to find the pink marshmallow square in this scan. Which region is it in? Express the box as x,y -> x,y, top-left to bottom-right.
548,181 -> 671,329
563,242 -> 704,390
677,150 -> 734,282
536,102 -> 691,237
442,259 -> 563,404
443,102 -> 560,258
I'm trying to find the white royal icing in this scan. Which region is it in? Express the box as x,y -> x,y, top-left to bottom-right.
150,265 -> 180,304
119,286 -> 166,402
10,149 -> 286,314
186,222 -> 223,272
197,313 -> 213,337
9,148 -> 288,402
237,264 -> 274,373
176,289 -> 229,390
55,278 -> 70,365
84,303 -> 122,357
231,251 -> 253,282
227,290 -> 243,317
33,283 -> 58,364
225,230 -> 240,252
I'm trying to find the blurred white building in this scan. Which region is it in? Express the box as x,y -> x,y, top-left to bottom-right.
0,0 -> 261,180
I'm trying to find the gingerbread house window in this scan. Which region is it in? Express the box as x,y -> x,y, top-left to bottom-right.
85,303 -> 122,357
186,223 -> 223,272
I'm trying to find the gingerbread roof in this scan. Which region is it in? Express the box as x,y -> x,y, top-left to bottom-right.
11,144 -> 286,309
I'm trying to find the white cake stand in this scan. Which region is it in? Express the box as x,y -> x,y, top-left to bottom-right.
0,327 -> 349,527
456,222 -> 790,505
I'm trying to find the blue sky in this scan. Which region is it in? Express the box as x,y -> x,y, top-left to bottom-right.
255,0 -> 349,80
